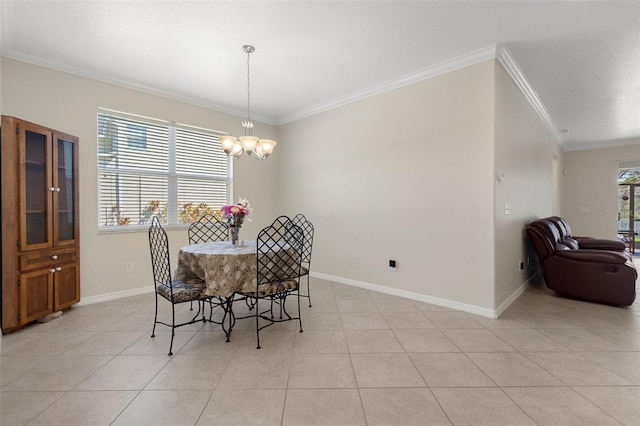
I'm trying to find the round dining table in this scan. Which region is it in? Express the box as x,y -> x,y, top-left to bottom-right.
174,240 -> 258,298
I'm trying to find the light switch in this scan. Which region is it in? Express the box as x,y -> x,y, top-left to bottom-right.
504,203 -> 511,215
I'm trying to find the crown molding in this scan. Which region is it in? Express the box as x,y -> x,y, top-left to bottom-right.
276,44 -> 499,125
1,5 -> 562,144
562,136 -> 640,152
495,43 -> 565,149
2,50 -> 279,125
279,43 -> 566,152
0,0 -> 278,126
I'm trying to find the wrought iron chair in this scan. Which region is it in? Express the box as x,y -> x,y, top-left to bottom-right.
292,214 -> 314,307
188,213 -> 229,244
187,214 -> 229,311
149,216 -> 210,355
234,216 -> 305,349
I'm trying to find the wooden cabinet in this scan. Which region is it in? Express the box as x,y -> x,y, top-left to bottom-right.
2,116 -> 80,333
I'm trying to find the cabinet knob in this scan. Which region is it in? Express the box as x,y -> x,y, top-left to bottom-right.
51,255 -> 58,260
56,267 -> 62,272
49,187 -> 55,192
50,269 -> 56,274
55,187 -> 61,192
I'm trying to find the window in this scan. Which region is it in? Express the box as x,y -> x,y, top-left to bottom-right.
98,109 -> 231,230
126,124 -> 147,150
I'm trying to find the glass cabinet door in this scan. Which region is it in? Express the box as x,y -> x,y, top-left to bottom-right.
21,127 -> 53,250
53,134 -> 78,245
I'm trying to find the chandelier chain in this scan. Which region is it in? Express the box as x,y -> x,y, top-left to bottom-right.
219,44 -> 275,160
246,47 -> 251,124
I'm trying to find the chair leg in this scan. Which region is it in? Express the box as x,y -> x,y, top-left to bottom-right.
306,274 -> 312,307
151,292 -> 158,338
190,301 -> 194,311
297,292 -> 303,333
255,298 -> 261,349
168,302 -> 176,356
168,330 -> 176,356
222,298 -> 235,343
246,297 -> 255,311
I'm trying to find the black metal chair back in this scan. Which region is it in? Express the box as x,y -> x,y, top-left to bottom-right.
292,214 -> 314,264
149,216 -> 172,291
257,216 -> 304,286
291,213 -> 314,307
188,214 -> 229,244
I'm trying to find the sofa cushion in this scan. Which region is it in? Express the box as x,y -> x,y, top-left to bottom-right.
561,237 -> 579,249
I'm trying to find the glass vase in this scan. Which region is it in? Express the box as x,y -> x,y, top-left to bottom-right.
230,226 -> 240,245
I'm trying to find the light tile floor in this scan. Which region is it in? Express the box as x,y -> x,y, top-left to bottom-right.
1,273 -> 639,425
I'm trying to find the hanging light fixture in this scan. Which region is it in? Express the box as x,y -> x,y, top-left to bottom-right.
219,45 -> 276,160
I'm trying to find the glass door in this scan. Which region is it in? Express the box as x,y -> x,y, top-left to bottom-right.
618,184 -> 640,253
53,133 -> 78,246
20,126 -> 53,250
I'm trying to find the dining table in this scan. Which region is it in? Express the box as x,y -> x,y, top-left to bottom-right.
174,240 -> 259,299
174,238 -> 303,340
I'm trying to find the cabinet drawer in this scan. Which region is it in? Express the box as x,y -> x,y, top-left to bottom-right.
20,247 -> 78,271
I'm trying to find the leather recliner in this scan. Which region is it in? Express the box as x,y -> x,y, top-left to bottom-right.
526,217 -> 637,306
546,216 -> 629,253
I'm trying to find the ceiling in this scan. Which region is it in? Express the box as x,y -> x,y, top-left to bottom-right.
1,1 -> 639,151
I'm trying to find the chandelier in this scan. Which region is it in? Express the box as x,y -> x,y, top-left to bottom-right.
219,45 -> 277,160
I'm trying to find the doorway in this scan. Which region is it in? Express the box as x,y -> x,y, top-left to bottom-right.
618,164 -> 640,254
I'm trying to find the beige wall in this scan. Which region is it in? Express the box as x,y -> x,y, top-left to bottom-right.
2,55 -> 566,314
1,58 -> 279,298
563,142 -> 640,239
492,62 -> 563,308
277,61 -> 497,309
0,54 -> 2,115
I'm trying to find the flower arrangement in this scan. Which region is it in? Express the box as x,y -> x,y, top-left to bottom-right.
221,197 -> 251,228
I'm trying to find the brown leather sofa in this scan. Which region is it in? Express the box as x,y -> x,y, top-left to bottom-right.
526,216 -> 637,306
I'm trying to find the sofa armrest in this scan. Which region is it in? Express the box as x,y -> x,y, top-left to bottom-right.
578,238 -> 626,251
555,249 -> 630,264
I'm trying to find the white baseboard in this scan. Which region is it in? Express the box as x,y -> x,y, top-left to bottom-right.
76,285 -> 154,306
495,271 -> 540,318
76,272 -> 535,317
311,272 -> 502,319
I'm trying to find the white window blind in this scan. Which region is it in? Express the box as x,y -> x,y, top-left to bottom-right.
98,109 -> 230,229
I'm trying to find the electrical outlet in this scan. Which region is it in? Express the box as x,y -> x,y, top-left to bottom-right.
126,261 -> 134,272
389,259 -> 396,271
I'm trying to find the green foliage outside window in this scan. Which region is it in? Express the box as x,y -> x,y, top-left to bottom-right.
178,202 -> 223,223
104,200 -> 222,226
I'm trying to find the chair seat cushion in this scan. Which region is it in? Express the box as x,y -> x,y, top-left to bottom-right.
157,279 -> 206,303
240,279 -> 299,298
299,266 -> 309,276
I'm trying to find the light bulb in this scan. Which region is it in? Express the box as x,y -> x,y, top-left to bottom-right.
258,139 -> 277,158
219,135 -> 237,155
239,136 -> 259,155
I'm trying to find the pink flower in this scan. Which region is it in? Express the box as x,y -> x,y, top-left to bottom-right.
220,197 -> 252,227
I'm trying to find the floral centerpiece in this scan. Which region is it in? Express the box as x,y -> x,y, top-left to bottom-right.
221,198 -> 251,244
